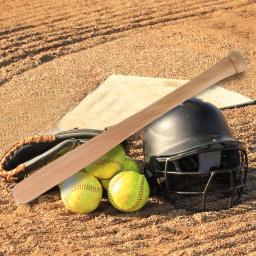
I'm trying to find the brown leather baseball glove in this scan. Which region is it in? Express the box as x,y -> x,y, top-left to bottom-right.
0,129 -> 102,182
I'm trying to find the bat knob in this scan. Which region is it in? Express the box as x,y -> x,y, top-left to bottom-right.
228,51 -> 246,74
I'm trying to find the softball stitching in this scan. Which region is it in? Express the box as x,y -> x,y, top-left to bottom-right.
92,158 -> 122,165
127,175 -> 145,212
62,183 -> 102,213
108,172 -> 127,210
109,173 -> 146,212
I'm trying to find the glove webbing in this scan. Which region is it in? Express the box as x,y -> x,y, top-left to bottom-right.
0,135 -> 56,181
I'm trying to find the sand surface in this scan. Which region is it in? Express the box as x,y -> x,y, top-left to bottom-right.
0,0 -> 256,255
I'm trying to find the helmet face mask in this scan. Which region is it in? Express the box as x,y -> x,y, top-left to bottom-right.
144,99 -> 248,211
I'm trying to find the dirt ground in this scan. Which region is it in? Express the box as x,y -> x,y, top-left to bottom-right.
0,0 -> 256,255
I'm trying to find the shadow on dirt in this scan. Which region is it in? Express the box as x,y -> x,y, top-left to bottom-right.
28,167 -> 256,221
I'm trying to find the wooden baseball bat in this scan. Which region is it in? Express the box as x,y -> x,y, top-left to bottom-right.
13,51 -> 245,204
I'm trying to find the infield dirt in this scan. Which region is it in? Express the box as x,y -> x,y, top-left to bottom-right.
0,0 -> 256,255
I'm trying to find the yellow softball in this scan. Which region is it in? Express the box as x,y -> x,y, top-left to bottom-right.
60,171 -> 102,214
108,171 -> 150,212
100,178 -> 110,191
85,144 -> 126,179
100,157 -> 140,191
121,156 -> 140,173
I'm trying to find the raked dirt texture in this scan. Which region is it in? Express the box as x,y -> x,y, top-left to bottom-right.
0,0 -> 256,255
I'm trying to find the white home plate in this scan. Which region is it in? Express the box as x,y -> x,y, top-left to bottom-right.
57,75 -> 254,130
